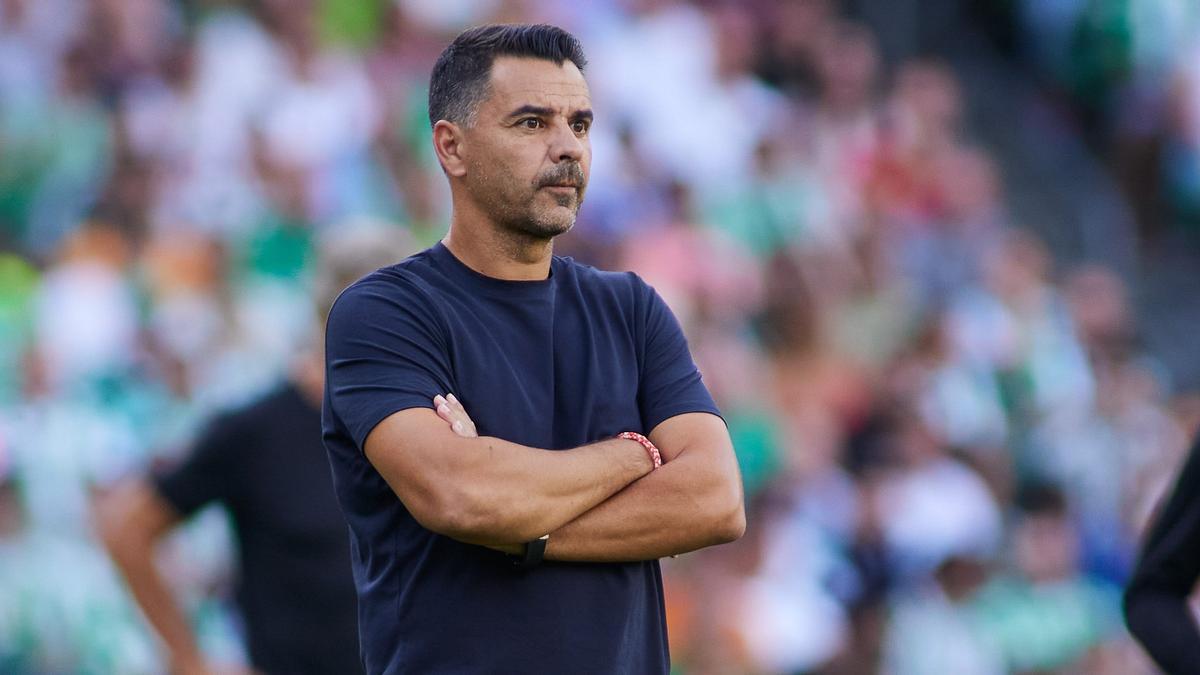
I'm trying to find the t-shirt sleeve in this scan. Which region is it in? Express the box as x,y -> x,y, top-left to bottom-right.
1123,433 -> 1200,672
634,276 -> 721,432
152,413 -> 243,518
325,274 -> 453,450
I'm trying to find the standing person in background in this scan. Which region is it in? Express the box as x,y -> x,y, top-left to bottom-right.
95,228 -> 409,675
323,23 -> 745,675
1124,432 -> 1200,674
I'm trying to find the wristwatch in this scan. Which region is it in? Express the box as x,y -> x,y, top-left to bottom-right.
515,534 -> 550,569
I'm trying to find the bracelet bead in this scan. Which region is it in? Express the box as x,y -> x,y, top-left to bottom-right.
618,431 -> 662,469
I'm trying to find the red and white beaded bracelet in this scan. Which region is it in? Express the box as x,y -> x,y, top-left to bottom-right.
618,431 -> 662,469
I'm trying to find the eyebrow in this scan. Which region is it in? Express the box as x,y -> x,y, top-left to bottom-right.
506,105 -> 594,123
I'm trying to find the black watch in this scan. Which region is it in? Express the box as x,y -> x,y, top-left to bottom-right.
515,534 -> 550,569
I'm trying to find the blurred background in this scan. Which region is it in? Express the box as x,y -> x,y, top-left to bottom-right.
2,0 -> 1200,673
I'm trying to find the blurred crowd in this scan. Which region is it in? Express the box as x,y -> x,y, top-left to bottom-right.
2,0 -> 1200,673
1014,0 -> 1200,237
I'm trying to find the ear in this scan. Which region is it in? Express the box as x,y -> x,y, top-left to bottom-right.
432,120 -> 468,178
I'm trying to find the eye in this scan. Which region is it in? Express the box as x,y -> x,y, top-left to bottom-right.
519,118 -> 543,130
571,120 -> 590,135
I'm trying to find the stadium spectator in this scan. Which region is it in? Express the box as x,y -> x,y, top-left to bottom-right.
94,226 -> 409,675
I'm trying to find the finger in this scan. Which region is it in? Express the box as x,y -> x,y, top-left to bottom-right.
433,394 -> 446,407
446,394 -> 476,429
437,403 -> 472,432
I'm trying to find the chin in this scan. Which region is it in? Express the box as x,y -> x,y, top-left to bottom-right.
499,215 -> 574,241
525,218 -> 575,239
520,205 -> 578,239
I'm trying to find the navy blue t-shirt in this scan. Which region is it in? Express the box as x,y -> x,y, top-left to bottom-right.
323,242 -> 720,675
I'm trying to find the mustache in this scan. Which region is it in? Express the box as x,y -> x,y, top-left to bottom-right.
536,163 -> 586,188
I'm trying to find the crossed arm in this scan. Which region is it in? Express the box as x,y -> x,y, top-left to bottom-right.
363,395 -> 745,562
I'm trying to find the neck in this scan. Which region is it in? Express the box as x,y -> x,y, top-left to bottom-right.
443,205 -> 554,281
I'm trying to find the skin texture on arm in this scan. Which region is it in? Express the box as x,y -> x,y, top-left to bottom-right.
435,399 -> 745,561
93,481 -> 215,675
363,395 -> 655,547
545,412 -> 745,562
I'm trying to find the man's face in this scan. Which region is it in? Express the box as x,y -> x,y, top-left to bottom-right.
460,56 -> 592,239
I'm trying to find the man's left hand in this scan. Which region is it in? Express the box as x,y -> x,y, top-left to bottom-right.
433,393 -> 522,555
433,394 -> 478,438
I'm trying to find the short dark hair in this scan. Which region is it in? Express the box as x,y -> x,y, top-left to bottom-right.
428,23 -> 587,128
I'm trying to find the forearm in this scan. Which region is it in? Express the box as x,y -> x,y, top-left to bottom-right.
103,534 -> 204,668
367,415 -> 654,546
545,448 -> 744,562
123,555 -> 204,667
455,435 -> 654,544
95,482 -> 205,672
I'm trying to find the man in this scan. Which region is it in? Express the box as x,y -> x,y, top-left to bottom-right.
96,229 -> 406,675
1124,431 -> 1200,673
323,23 -> 746,675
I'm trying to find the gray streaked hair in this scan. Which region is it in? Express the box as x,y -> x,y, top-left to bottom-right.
314,220 -> 417,320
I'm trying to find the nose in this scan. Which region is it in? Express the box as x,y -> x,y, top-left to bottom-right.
548,120 -> 585,164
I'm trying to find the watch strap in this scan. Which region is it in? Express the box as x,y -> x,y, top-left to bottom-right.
516,534 -> 550,569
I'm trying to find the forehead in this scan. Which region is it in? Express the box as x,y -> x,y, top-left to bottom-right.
483,56 -> 590,114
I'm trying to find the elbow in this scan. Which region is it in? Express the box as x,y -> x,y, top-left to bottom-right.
718,498 -> 747,544
414,488 -> 484,542
1122,576 -> 1187,644
95,517 -> 124,557
710,483 -> 746,545
421,484 -> 534,545
1121,583 -> 1138,628
93,499 -> 146,563
1121,580 -> 1155,638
